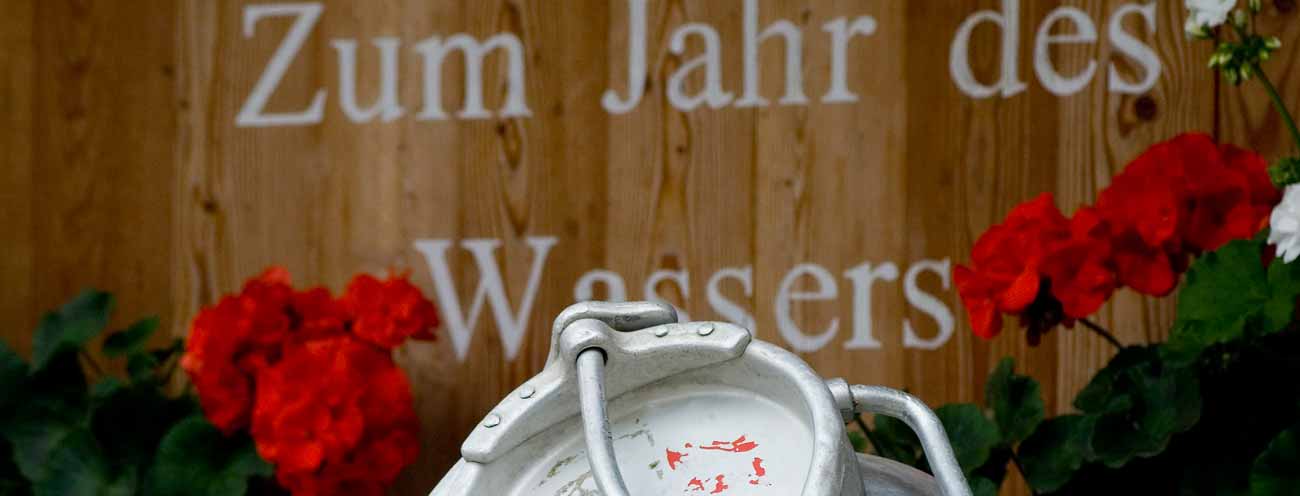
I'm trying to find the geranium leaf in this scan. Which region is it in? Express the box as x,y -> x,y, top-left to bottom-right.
0,341 -> 30,414
28,429 -> 122,496
1251,423 -> 1300,495
2,393 -> 87,483
145,416 -> 272,496
90,382 -> 194,470
1019,414 -> 1094,492
102,317 -> 159,357
984,357 -> 1044,443
1166,238 -> 1300,363
935,404 -> 1000,475
126,353 -> 159,383
1076,346 -> 1200,468
872,414 -> 922,467
1262,260 -> 1300,335
31,290 -> 114,371
0,436 -> 31,496
847,430 -> 868,453
968,476 -> 998,496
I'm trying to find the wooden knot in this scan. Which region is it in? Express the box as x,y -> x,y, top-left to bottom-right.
1134,95 -> 1158,122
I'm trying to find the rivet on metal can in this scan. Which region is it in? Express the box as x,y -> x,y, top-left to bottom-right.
653,327 -> 669,337
518,385 -> 536,399
483,414 -> 502,428
697,324 -> 714,336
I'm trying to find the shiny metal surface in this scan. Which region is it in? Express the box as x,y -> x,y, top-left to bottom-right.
576,349 -> 631,496
847,385 -> 971,496
430,301 -> 969,496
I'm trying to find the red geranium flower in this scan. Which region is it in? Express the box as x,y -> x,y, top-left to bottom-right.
182,267 -> 295,433
253,335 -> 420,495
343,272 -> 439,349
954,194 -> 1116,343
184,266 -> 436,495
1097,133 -> 1277,296
957,133 -> 1279,345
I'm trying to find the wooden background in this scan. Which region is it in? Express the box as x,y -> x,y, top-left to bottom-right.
2,1 -> 1298,494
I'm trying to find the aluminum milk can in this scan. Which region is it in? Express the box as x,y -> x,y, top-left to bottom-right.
430,301 -> 972,496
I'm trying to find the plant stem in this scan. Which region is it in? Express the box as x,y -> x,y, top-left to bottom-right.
1079,318 -> 1123,350
1253,64 -> 1300,154
1230,23 -> 1300,153
79,351 -> 106,378
854,413 -> 888,459
1010,451 -> 1040,496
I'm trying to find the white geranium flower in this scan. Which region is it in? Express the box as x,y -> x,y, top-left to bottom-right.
1185,0 -> 1237,36
1269,184 -> 1300,263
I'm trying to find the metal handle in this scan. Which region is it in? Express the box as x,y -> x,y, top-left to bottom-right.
576,348 -> 632,496
846,385 -> 972,496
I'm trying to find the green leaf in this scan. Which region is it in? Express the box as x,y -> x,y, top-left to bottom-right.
29,429 -> 126,496
0,341 -> 30,414
145,416 -> 272,496
2,395 -> 87,482
847,430 -> 868,453
1166,238 -> 1300,364
968,476 -> 998,496
1076,347 -> 1201,468
935,404 -> 1000,475
872,414 -> 922,467
127,353 -> 159,383
90,382 -> 194,471
102,317 -> 159,357
1251,423 -> 1300,495
1019,414 -> 1094,492
31,290 -> 114,371
984,357 -> 1044,443
0,435 -> 32,496
1262,260 -> 1300,334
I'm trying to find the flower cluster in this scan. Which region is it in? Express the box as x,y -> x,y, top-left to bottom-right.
182,268 -> 438,495
955,133 -> 1278,343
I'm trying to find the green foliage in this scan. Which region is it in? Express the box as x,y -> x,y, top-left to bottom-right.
863,234 -> 1300,495
31,290 -> 114,370
968,476 -> 998,496
1166,238 -> 1300,364
934,404 -> 1000,475
145,416 -> 272,496
1019,415 -> 1093,492
0,290 -> 270,496
1269,157 -> 1300,188
1251,423 -> 1300,495
985,357 -> 1044,443
872,414 -> 923,467
103,318 -> 159,358
1075,346 -> 1201,468
846,430 -> 868,453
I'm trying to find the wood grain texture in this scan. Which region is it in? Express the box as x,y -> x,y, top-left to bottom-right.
0,0 -> 35,355
1220,2 -> 1300,159
0,1 -> 1277,494
28,0 -> 177,343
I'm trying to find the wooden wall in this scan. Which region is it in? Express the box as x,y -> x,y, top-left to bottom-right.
2,1 -> 1297,494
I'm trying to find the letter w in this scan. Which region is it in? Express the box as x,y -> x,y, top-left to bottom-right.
413,237 -> 557,362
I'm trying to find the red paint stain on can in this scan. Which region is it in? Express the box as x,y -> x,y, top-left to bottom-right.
710,475 -> 729,494
699,435 -> 758,453
686,477 -> 705,491
666,449 -> 688,470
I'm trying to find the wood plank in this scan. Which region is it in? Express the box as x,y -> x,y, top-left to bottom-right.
1219,2 -> 1300,161
0,0 -> 35,355
32,0 -> 176,339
